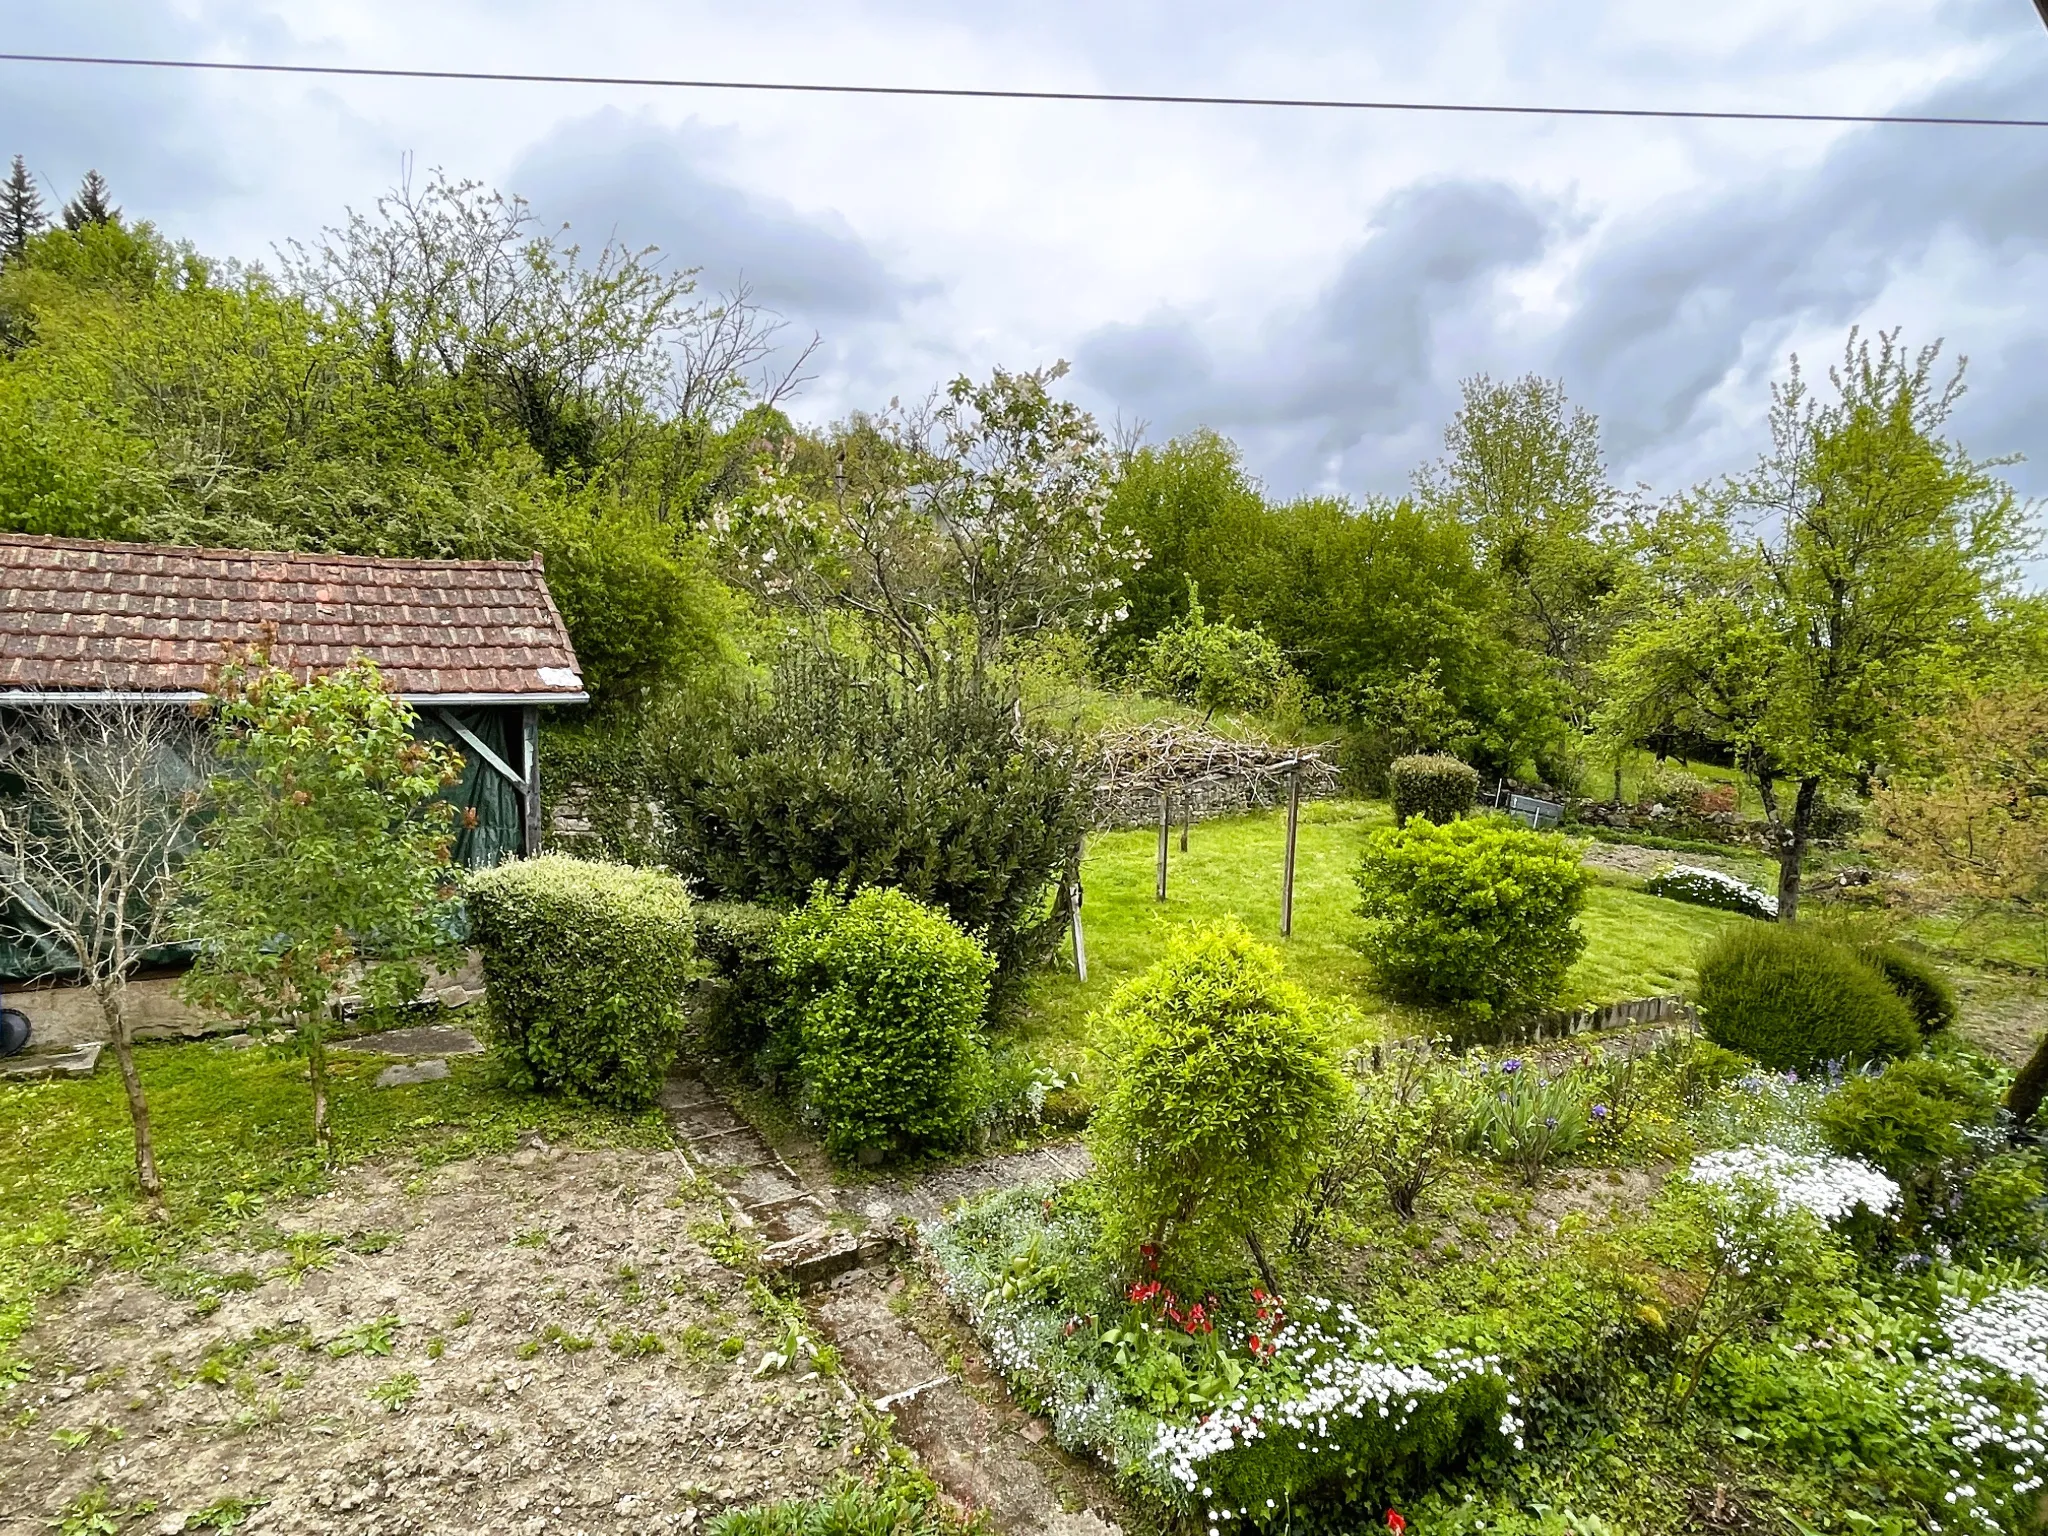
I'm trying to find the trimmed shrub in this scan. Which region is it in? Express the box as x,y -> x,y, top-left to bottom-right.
1640,765 -> 1711,813
1644,863 -> 1777,920
691,900 -> 789,1061
1694,924 -> 1916,1073
1090,921 -> 1345,1278
1862,944 -> 1958,1037
1390,753 -> 1479,826
467,856 -> 694,1109
1355,818 -> 1588,1018
774,887 -> 995,1163
656,654 -> 1087,991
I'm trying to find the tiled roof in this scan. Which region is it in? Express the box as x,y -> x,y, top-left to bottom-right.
0,534 -> 585,701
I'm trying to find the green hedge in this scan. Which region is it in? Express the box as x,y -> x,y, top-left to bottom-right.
1355,817 -> 1587,1018
1694,924 -> 1916,1073
692,899 -> 789,1063
1390,754 -> 1479,825
774,886 -> 995,1162
467,856 -> 695,1109
1863,944 -> 1958,1038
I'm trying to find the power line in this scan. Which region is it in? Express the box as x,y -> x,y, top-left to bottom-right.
2,50 -> 2045,130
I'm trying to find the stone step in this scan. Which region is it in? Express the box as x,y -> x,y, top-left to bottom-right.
0,1041 -> 102,1081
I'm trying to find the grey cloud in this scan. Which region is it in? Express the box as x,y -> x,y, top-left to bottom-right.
1076,179 -> 1556,487
1556,45 -> 2048,477
508,110 -> 922,324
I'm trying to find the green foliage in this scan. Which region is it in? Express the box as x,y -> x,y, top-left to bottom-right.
1354,818 -> 1588,1018
1862,944 -> 1958,1037
1390,753 -> 1480,826
1089,922 -> 1345,1275
537,716 -> 665,865
708,1469 -> 970,1536
659,654 -> 1088,985
773,887 -> 995,1162
465,856 -> 695,1110
691,900 -> 791,1061
1816,1056 -> 1997,1230
182,654 -> 464,1156
1953,1154 -> 2048,1259
1694,924 -> 1917,1072
1460,1060 -> 1593,1184
1139,585 -> 1291,719
1294,1057 -> 1466,1245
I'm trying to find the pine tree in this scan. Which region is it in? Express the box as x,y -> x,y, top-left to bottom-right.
62,168 -> 118,232
2,155 -> 45,264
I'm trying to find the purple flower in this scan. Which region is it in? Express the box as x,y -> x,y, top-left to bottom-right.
1500,1058 -> 1523,1075
1544,1116 -> 1559,1130
1591,1103 -> 1611,1121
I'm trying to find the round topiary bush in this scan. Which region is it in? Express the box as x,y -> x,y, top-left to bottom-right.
1862,944 -> 1958,1038
1390,754 -> 1479,826
1355,817 -> 1588,1019
1694,924 -> 1917,1072
1090,921 -> 1345,1279
773,886 -> 995,1163
466,855 -> 695,1109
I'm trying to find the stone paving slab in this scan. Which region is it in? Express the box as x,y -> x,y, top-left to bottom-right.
336,1024 -> 483,1057
0,1041 -> 102,1081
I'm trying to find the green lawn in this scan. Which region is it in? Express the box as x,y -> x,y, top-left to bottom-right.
0,1039 -> 668,1367
1012,800 -> 1746,1074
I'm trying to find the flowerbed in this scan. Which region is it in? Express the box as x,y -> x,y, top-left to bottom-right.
1644,863 -> 1778,920
922,1184 -> 1516,1532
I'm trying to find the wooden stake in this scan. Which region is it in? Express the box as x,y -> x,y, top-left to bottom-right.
1179,790 -> 1191,853
1280,763 -> 1301,937
1156,791 -> 1170,902
1068,844 -> 1088,983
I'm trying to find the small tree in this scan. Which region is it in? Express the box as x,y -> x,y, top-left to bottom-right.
1600,331 -> 2026,920
2,155 -> 46,266
182,652 -> 464,1160
61,170 -> 118,232
0,704 -> 210,1205
1139,584 -> 1291,721
1090,921 -> 1345,1290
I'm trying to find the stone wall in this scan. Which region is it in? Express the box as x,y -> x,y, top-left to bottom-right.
1092,772 -> 1340,831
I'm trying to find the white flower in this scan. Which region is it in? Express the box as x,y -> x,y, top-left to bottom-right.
1687,1144 -> 1899,1224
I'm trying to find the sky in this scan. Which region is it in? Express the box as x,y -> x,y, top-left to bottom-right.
4,0 -> 2048,522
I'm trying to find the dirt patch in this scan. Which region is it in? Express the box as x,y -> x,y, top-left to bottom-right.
1955,968 -> 2048,1066
0,1148 -> 863,1536
1579,841 -> 1762,884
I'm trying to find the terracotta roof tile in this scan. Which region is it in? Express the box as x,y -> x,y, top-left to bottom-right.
0,534 -> 584,700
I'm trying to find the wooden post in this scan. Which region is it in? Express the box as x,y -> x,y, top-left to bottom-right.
520,705 -> 542,859
1068,842 -> 1088,983
1179,791 -> 1191,853
1280,762 -> 1301,937
1156,791 -> 1170,902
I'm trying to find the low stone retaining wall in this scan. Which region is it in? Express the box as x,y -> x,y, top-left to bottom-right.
1093,771 -> 1340,831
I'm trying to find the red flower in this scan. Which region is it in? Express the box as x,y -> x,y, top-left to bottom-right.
1386,1512 -> 1406,1533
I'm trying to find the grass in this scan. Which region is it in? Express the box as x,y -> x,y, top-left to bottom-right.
0,1040 -> 671,1371
1012,800 -> 1748,1076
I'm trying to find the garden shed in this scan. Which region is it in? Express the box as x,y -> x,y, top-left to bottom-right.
0,532 -> 587,982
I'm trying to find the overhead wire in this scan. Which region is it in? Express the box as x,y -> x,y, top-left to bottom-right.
0,50 -> 2045,130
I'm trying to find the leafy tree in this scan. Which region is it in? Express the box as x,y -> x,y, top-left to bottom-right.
716,363 -> 1130,673
1090,921 -> 1346,1287
1139,584 -> 1290,720
1414,375 -> 1626,739
1099,429 -> 1270,670
1600,331 -> 2027,919
2,155 -> 44,266
1873,683 -> 2048,963
0,705 -> 210,1206
182,653 -> 465,1160
61,170 -> 119,232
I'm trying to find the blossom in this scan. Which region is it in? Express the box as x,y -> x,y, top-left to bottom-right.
1686,1144 -> 1900,1225
1499,1058 -> 1523,1074
1590,1103 -> 1611,1121
1386,1513 -> 1407,1533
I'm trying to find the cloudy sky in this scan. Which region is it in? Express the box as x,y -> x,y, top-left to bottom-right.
4,0 -> 2048,518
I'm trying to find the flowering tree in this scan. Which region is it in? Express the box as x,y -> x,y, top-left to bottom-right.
712,363 -> 1134,674
181,650 -> 465,1161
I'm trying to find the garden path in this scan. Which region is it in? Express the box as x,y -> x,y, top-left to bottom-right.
660,1073 -> 1123,1536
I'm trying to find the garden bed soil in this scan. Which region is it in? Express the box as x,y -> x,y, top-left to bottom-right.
0,1148 -> 865,1535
